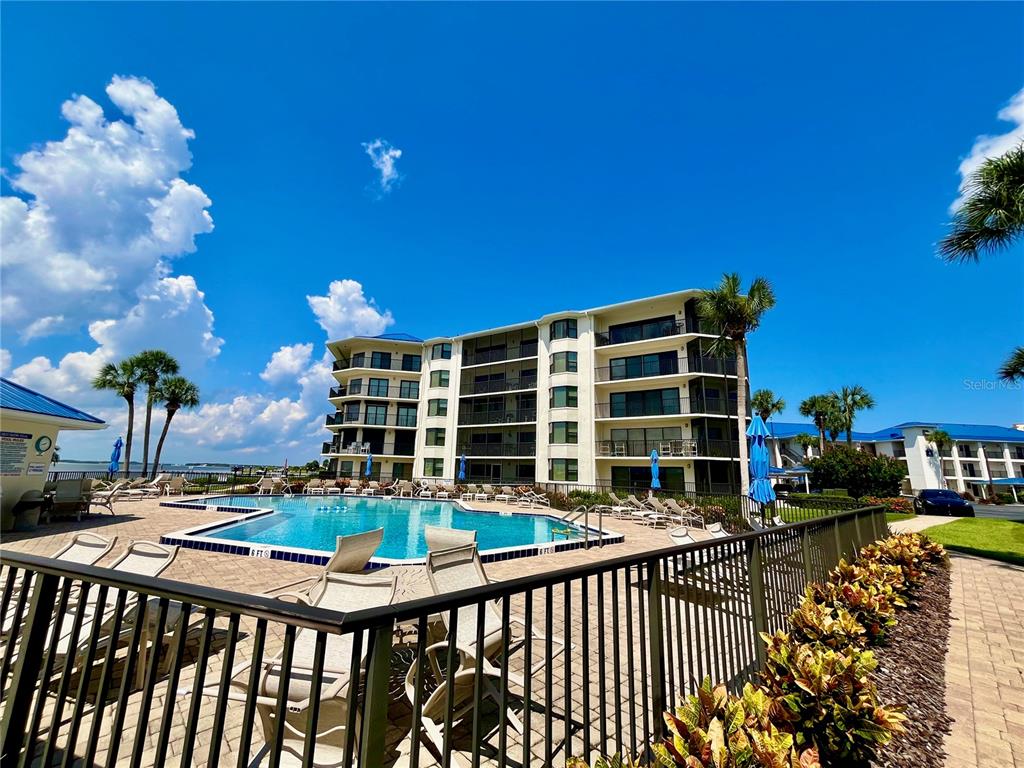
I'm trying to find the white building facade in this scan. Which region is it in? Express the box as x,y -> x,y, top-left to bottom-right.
322,290 -> 745,492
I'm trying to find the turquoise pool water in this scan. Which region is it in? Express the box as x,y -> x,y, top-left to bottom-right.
199,495 -> 574,560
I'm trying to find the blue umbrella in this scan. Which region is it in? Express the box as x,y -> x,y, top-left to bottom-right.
650,449 -> 661,490
458,454 -> 466,482
365,454 -> 373,478
107,436 -> 123,477
747,415 -> 776,505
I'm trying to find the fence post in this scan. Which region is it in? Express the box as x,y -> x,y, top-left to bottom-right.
832,516 -> 842,564
800,526 -> 812,584
359,622 -> 394,766
646,560 -> 666,734
852,511 -> 863,554
1,571 -> 59,759
747,538 -> 770,668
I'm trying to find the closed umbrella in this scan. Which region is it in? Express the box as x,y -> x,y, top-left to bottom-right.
108,437 -> 123,478
747,415 -> 776,506
365,454 -> 373,479
650,449 -> 661,490
458,454 -> 466,482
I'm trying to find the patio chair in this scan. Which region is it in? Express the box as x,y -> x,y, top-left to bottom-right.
640,497 -> 676,528
426,544 -> 564,678
44,479 -> 90,522
459,484 -> 479,501
395,480 -> 416,498
417,483 -> 435,499
435,485 -> 453,500
255,477 -> 278,496
362,481 -> 381,496
494,486 -> 516,503
707,522 -> 729,539
474,485 -> 494,501
323,479 -> 343,495
305,478 -> 324,495
323,528 -> 384,573
664,498 -> 706,529
208,572 -> 398,767
342,483 -> 359,496
424,525 -> 477,552
515,488 -> 551,508
747,515 -> 765,531
772,515 -> 786,527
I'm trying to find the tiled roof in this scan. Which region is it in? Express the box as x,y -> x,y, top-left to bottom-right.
0,378 -> 105,425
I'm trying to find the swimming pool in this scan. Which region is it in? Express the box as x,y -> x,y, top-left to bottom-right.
160,494 -> 621,564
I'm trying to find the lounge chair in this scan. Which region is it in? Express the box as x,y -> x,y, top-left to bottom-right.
747,515 -> 765,531
435,485 -> 453,500
639,497 -> 675,528
324,528 -> 384,573
515,488 -> 551,508
426,544 -> 564,677
706,522 -> 729,539
362,481 -> 381,496
664,498 -> 706,529
417,483 -> 435,499
254,477 -> 279,495
44,479 -> 90,522
305,478 -> 324,495
474,485 -> 494,501
424,525 -> 478,552
601,492 -> 637,518
460,484 -> 478,501
772,515 -> 786,527
324,480 -> 343,495
162,476 -> 195,496
668,527 -> 695,547
342,483 -> 359,495
207,572 -> 398,766
494,486 -> 516,503
2,533 -> 118,635
394,480 -> 416,498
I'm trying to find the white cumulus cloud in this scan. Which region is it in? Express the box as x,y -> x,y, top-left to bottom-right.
307,279 -> 394,340
952,86 -> 1024,211
0,349 -> 11,377
260,343 -> 314,385
362,138 -> 403,195
1,75 -> 214,340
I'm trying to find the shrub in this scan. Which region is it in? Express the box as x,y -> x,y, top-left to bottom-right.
787,593 -> 866,650
760,633 -> 906,766
805,447 -> 906,499
809,575 -> 904,645
858,496 -> 913,515
654,678 -> 820,768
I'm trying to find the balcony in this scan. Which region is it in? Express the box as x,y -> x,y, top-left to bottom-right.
594,356 -> 737,383
462,341 -> 538,367
984,447 -> 1005,459
326,411 -> 418,428
333,358 -> 422,373
455,442 -> 537,457
326,441 -> 416,457
459,376 -> 538,396
594,318 -> 720,347
595,438 -> 739,459
457,408 -> 538,426
595,397 -> 737,419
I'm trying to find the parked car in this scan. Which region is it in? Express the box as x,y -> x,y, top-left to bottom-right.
914,489 -> 975,517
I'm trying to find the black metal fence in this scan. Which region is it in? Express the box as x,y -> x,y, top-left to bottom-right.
0,505 -> 887,767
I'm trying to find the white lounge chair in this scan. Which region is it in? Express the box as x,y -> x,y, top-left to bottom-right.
395,480 -> 416,498
324,480 -> 343,495
459,484 -> 478,501
417,483 -> 435,499
254,477 -> 278,495
706,522 -> 729,539
305,478 -> 324,495
426,544 -> 564,677
208,572 -> 398,766
424,525 -> 477,552
476,485 -> 497,501
664,498 -> 706,529
494,486 -> 516,503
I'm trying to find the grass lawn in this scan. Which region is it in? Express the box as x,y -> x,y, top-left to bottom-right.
886,512 -> 916,523
924,518 -> 1024,566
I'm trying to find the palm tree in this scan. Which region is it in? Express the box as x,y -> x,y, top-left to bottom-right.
150,376 -> 200,479
751,389 -> 786,422
999,346 -> 1024,382
833,385 -> 875,446
825,407 -> 845,445
132,350 -> 180,476
799,394 -> 835,454
697,273 -> 776,494
939,143 -> 1024,263
925,429 -> 953,489
92,359 -> 141,476
793,432 -> 817,459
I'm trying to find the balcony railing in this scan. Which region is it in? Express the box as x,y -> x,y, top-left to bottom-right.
595,438 -> 740,458
594,355 -> 737,382
333,358 -> 422,373
455,442 -> 537,457
329,386 -> 347,398
324,441 -> 416,456
984,447 -> 1005,458
327,411 -> 418,428
594,318 -> 721,347
457,408 -> 538,425
595,396 -> 737,418
459,376 -> 538,396
0,507 -> 887,768
462,341 -> 538,367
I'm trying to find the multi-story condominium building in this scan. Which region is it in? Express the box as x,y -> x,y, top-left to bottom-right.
322,290 -> 743,491
767,421 -> 1024,497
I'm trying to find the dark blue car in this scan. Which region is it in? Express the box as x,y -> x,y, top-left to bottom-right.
914,489 -> 975,517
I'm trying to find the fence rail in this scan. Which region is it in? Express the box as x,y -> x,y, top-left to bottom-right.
1,505 -> 887,767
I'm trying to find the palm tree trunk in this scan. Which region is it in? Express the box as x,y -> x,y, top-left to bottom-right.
141,391 -> 154,475
124,395 -> 135,478
735,339 -> 750,495
816,419 -> 825,455
846,417 -> 853,447
151,407 -> 177,480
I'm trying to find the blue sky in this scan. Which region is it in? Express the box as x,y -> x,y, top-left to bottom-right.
2,2 -> 1022,463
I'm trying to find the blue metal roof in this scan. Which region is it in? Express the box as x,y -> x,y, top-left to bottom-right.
766,420 -> 1024,444
0,378 -> 105,425
354,332 -> 423,343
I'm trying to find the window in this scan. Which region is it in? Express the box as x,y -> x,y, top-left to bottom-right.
423,458 -> 444,477
549,318 -> 578,340
399,380 -> 420,399
370,351 -> 392,370
401,354 -> 422,372
550,351 -> 578,374
549,459 -> 578,482
347,378 -> 363,395
344,402 -> 361,421
367,378 -> 389,397
431,343 -> 452,360
609,388 -> 681,418
549,421 -> 578,445
350,352 -> 366,368
392,463 -> 412,480
339,460 -> 354,478
430,370 -> 450,388
550,386 -> 578,408
396,405 -> 417,427
428,398 -> 448,417
606,315 -> 676,345
608,351 -> 678,380
365,403 -> 388,426
610,465 -> 684,490
426,428 -> 446,447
